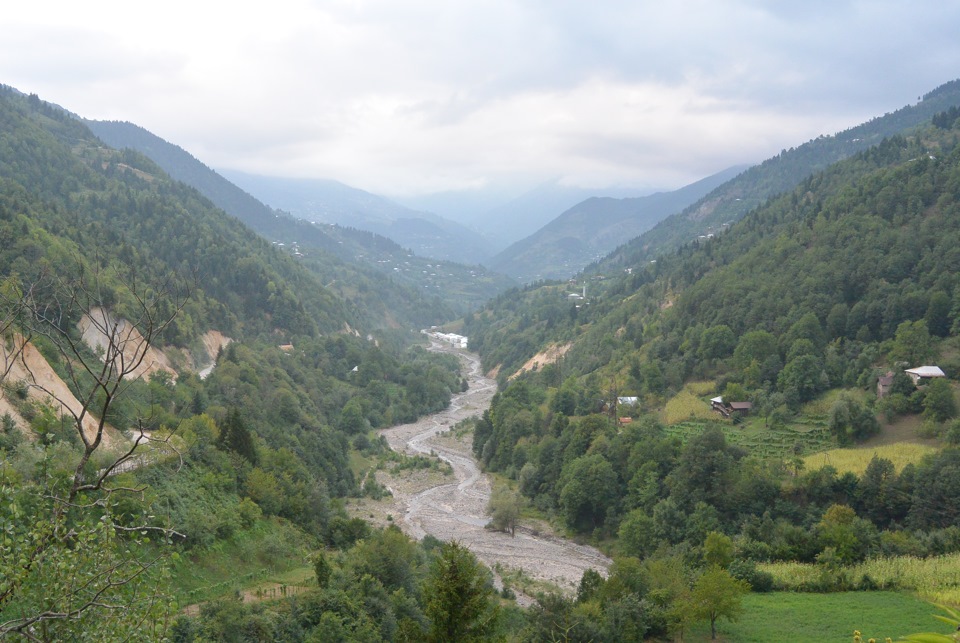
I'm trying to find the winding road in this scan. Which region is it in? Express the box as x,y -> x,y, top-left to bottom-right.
379,340 -> 610,595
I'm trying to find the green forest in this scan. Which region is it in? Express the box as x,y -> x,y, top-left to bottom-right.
5,77 -> 960,642
0,86 -> 493,640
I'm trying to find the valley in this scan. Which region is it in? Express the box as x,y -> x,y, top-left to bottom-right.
6,77 -> 960,641
374,340 -> 610,600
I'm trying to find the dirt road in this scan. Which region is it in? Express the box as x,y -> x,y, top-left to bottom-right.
378,340 -> 610,597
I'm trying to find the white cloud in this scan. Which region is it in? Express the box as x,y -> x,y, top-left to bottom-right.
2,1 -> 959,195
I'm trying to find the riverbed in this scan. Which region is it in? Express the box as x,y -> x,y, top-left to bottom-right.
373,340 -> 610,598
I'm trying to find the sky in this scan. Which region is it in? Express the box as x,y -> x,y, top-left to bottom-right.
3,1 -> 960,198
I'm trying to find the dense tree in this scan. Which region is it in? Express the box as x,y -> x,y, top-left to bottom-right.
217,407 -> 259,465
778,353 -> 827,402
817,503 -> 877,563
925,291 -> 953,337
828,395 -> 881,445
487,487 -> 524,536
922,378 -> 958,423
422,541 -> 499,642
558,454 -> 619,532
890,320 -> 934,365
909,450 -> 960,529
618,509 -> 659,559
698,324 -> 737,360
856,456 -> 905,528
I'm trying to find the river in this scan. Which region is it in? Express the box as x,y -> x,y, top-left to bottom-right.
378,340 -> 610,598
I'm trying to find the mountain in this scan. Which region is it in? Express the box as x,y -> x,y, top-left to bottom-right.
396,180 -> 656,251
0,87 -> 353,341
594,79 -> 960,272
85,119 -> 515,318
488,166 -> 747,282
0,85 -> 479,639
459,100 -> 960,619
465,79 -> 960,382
217,170 -> 498,265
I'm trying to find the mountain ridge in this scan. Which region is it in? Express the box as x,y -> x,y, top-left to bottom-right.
489,165 -> 748,282
85,119 -> 515,318
593,79 -> 960,272
219,170 -> 499,265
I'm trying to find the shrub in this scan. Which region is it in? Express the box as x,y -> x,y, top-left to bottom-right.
729,558 -> 774,592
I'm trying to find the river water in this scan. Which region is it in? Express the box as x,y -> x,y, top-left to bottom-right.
378,340 -> 610,597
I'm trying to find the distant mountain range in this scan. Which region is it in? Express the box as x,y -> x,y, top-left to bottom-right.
396,181 -> 656,250
217,171 -> 498,266
85,119 -> 515,318
488,166 -> 748,282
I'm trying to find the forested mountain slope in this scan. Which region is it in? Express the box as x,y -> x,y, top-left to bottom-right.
594,78 -> 960,271
0,87 -> 349,340
86,119 -> 514,319
456,105 -> 960,640
0,86 -> 481,639
467,83 -> 960,379
490,164 -> 747,282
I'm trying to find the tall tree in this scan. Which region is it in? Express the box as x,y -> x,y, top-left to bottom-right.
217,407 -> 258,465
923,378 -> 958,423
422,541 -> 499,643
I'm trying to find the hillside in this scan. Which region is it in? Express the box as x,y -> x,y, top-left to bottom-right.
0,88 -> 350,341
489,165 -> 747,282
86,119 -> 514,319
593,78 -> 960,271
0,86 -> 480,639
452,89 -> 960,640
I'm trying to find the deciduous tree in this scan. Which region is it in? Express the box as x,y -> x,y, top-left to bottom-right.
687,565 -> 749,640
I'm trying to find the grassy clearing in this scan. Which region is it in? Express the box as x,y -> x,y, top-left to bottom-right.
660,382 -> 837,458
349,448 -> 375,478
661,388 -> 716,424
685,380 -> 716,396
168,518 -> 312,607
803,442 -> 938,475
800,388 -> 869,417
493,562 -> 566,599
759,553 -> 960,606
685,591 -> 948,642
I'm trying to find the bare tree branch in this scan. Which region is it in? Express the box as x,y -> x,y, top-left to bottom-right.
0,258 -> 195,636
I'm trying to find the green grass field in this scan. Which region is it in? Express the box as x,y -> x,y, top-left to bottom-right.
685,591 -> 948,642
803,442 -> 938,475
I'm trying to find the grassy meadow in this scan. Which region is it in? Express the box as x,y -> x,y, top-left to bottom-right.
684,591 -> 949,642
168,519 -> 312,607
803,442 -> 938,475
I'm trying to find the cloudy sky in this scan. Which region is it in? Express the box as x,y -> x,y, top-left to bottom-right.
3,1 -> 960,197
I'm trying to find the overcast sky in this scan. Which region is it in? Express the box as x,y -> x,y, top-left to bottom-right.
3,1 -> 960,197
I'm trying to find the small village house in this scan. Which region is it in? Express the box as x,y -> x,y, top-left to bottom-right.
904,365 -> 946,386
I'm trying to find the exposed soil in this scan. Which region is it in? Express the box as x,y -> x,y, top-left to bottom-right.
2,335 -> 118,446
79,307 -> 178,382
374,340 -> 610,601
511,342 -> 573,379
